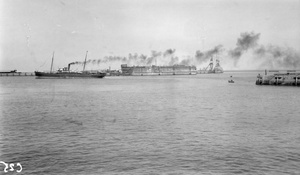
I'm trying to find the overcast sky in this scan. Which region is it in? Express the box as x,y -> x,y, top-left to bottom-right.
1,0 -> 300,71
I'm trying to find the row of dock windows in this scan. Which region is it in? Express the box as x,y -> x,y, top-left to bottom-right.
132,67 -> 196,73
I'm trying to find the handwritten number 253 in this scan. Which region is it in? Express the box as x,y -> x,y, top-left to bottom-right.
0,161 -> 22,173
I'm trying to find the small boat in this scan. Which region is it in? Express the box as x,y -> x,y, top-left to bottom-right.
228,76 -> 234,83
35,51 -> 106,79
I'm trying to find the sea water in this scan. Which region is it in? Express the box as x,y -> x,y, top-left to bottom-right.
0,72 -> 300,174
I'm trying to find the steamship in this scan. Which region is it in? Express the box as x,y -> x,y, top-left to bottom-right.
34,52 -> 106,78
121,64 -> 197,76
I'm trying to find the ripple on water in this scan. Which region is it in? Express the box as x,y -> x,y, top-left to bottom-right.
0,74 -> 300,174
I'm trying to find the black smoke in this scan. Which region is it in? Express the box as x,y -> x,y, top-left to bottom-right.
69,47 -> 224,69
194,45 -> 223,64
146,50 -> 162,65
70,49 -> 181,67
229,31 -> 300,69
229,32 -> 260,65
254,45 -> 300,69
68,31 -> 300,70
163,49 -> 176,57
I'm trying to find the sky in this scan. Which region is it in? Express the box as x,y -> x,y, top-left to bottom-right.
0,0 -> 300,71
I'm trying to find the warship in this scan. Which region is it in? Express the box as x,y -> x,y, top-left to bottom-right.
198,57 -> 224,74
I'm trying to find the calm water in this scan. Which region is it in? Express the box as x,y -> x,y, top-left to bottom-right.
0,72 -> 300,175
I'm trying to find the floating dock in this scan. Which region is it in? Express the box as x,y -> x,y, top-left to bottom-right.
121,64 -> 197,76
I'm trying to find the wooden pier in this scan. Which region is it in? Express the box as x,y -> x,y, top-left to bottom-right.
0,72 -> 35,76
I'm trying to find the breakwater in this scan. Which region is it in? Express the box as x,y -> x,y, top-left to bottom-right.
256,70 -> 300,86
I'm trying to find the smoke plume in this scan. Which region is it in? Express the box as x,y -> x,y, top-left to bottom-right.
68,46 -> 225,70
163,49 -> 176,57
70,49 -> 183,67
194,45 -> 223,64
254,45 -> 300,69
228,31 -> 300,69
229,32 -> 260,65
67,31 -> 300,70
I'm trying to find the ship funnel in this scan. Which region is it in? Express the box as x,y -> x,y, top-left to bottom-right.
68,62 -> 76,71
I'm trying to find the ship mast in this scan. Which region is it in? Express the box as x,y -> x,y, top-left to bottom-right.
83,51 -> 88,71
50,51 -> 54,73
208,56 -> 213,71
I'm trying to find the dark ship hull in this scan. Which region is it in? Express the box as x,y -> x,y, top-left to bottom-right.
206,69 -> 223,74
34,71 -> 106,78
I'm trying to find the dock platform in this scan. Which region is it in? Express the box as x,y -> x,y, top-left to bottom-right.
0,72 -> 35,76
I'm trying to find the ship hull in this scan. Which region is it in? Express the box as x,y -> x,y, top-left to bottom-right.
121,65 -> 197,76
198,69 -> 223,74
34,71 -> 106,78
207,70 -> 223,74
